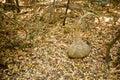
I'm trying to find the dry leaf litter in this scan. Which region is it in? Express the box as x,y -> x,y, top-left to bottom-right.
0,13 -> 120,80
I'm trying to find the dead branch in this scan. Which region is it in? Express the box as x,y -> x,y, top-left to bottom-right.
63,0 -> 70,26
106,26 -> 120,68
0,11 -> 27,41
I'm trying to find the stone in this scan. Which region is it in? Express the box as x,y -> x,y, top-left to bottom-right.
68,38 -> 90,59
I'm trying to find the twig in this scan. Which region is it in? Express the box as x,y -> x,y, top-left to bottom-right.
63,0 -> 70,26
106,26 -> 120,68
0,11 -> 27,41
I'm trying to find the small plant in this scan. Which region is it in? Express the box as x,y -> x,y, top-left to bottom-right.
63,27 -> 70,34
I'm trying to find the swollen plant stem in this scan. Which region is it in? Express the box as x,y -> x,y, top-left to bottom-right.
78,13 -> 95,24
74,12 -> 99,40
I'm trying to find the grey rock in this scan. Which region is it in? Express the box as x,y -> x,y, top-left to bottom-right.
68,38 -> 90,59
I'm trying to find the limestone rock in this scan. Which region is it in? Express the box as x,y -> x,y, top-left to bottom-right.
68,39 -> 90,59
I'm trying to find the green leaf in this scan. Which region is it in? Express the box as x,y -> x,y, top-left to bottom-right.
29,33 -> 34,40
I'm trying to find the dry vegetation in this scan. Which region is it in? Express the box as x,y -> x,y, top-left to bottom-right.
0,0 -> 120,79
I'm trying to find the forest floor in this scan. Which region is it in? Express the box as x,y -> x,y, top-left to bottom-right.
1,15 -> 120,80
0,1 -> 120,79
